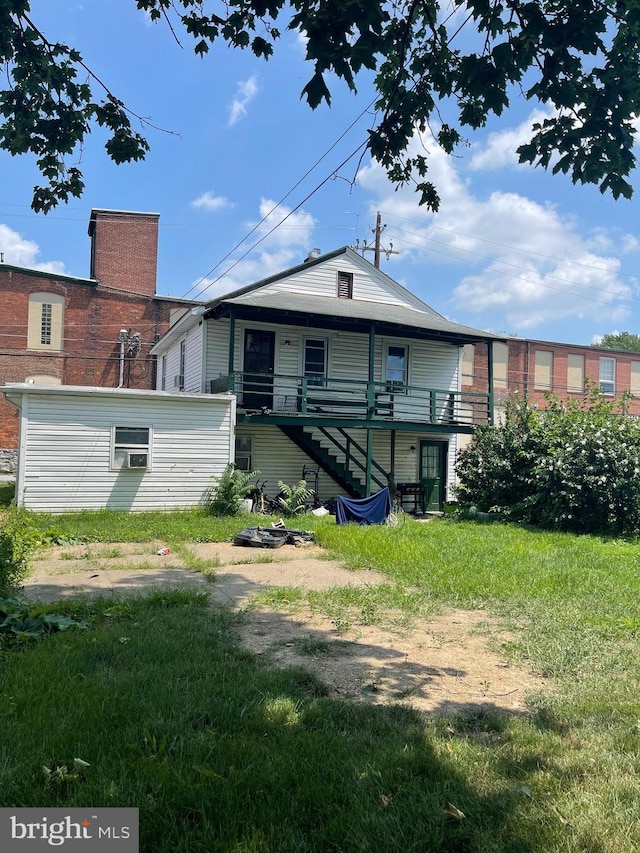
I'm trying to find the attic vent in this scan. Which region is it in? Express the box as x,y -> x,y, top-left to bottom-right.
337,271 -> 353,299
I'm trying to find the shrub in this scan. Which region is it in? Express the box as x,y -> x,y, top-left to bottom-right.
0,507 -> 41,593
456,388 -> 640,536
276,480 -> 314,517
207,465 -> 259,517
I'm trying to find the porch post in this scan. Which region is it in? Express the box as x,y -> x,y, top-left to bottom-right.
389,430 -> 396,489
227,308 -> 236,381
368,324 -> 375,382
366,324 -> 375,495
487,339 -> 495,424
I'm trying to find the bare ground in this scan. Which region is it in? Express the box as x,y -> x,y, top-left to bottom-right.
22,540 -> 547,716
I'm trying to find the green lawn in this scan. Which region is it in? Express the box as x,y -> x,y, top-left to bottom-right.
1,511 -> 639,851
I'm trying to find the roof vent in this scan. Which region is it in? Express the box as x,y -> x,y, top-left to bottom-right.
304,248 -> 321,263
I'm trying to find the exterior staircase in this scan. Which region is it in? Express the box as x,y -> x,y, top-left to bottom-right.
278,425 -> 388,497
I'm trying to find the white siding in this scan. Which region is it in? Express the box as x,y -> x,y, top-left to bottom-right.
13,390 -> 234,513
235,425 -> 459,503
158,322 -> 204,392
257,254 -> 430,310
184,322 -> 204,392
235,424 -> 349,501
205,320 -> 459,391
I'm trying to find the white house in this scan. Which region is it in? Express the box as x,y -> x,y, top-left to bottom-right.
151,247 -> 499,511
1,385 -> 235,513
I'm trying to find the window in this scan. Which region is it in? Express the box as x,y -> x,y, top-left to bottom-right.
40,303 -> 52,345
337,271 -> 353,299
27,292 -> 64,351
461,345 -> 474,383
492,342 -> 509,389
631,361 -> 640,396
599,357 -> 616,395
160,355 -> 167,391
112,426 -> 151,470
304,338 -> 327,386
235,436 -> 253,472
567,354 -> 584,393
385,344 -> 407,389
534,350 -> 553,390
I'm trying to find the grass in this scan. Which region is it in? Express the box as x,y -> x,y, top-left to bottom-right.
2,510 -> 640,850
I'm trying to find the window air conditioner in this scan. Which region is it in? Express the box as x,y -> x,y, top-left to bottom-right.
174,374 -> 184,389
124,451 -> 148,469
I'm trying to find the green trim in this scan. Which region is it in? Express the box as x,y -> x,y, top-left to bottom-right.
237,412 -> 474,433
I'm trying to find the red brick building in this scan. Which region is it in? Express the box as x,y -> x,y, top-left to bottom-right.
463,338 -> 640,418
0,209 -> 192,470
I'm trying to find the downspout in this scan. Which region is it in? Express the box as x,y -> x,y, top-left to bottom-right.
118,329 -> 128,388
524,340 -> 530,399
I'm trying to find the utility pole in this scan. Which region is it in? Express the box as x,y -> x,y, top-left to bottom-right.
353,212 -> 399,268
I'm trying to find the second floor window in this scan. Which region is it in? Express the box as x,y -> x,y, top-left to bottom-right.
28,292 -> 64,351
385,344 -> 407,389
599,357 -> 615,395
40,303 -> 52,345
304,338 -> 327,386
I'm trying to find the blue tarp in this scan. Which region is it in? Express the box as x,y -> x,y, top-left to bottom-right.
336,487 -> 392,525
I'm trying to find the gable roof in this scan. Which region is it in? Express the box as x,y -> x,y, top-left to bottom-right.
151,247 -> 500,353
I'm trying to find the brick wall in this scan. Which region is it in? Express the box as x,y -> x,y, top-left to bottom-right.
88,209 -> 159,295
0,210 -> 189,455
464,340 -> 640,417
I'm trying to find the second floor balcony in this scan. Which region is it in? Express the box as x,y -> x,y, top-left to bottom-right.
210,371 -> 492,430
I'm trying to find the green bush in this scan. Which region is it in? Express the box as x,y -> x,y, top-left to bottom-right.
0,507 -> 41,593
207,465 -> 259,517
276,480 -> 314,516
456,388 -> 640,536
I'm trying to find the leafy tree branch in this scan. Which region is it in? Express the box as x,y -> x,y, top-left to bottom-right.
1,0 -> 639,211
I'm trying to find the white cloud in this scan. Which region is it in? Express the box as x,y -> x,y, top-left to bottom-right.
469,107 -> 555,171
357,133 -> 635,333
192,198 -> 317,298
191,191 -> 232,211
228,76 -> 259,127
0,223 -> 66,274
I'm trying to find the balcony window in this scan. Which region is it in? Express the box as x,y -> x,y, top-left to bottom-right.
385,344 -> 407,390
304,338 -> 327,386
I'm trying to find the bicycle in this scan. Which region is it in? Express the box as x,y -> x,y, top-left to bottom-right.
248,480 -> 288,515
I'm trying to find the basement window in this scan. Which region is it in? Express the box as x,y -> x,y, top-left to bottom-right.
337,271 -> 353,299
112,426 -> 151,471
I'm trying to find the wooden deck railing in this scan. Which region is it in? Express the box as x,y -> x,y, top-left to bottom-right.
210,372 -> 492,426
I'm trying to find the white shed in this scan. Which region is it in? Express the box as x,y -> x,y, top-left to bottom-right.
1,384 -> 235,513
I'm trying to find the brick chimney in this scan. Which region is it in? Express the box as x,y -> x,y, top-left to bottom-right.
88,209 -> 160,296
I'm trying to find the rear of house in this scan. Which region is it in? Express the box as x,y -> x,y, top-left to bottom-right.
152,248 -> 499,511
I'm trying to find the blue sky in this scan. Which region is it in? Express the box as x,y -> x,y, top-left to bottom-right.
2,0 -> 640,346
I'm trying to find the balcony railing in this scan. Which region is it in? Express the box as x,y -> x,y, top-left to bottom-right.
210,372 -> 492,427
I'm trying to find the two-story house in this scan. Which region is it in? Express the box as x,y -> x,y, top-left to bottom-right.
151,247 -> 500,511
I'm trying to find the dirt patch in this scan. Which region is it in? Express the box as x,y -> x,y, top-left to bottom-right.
22,541 -> 547,716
